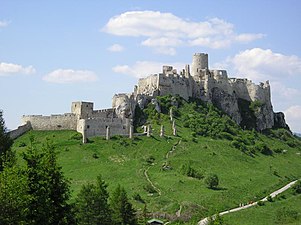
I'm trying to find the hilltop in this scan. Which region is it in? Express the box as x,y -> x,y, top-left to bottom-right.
12,52 -> 289,143
13,95 -> 301,224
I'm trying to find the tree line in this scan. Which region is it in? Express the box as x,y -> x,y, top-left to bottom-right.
0,110 -> 138,225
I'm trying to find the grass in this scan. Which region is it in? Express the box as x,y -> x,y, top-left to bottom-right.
12,96 -> 301,224
223,187 -> 301,225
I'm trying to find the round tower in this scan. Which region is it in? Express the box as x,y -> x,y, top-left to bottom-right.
191,53 -> 208,77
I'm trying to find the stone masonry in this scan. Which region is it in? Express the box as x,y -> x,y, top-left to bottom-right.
19,52 -> 288,138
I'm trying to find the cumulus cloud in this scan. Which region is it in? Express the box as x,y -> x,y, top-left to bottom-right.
113,61 -> 185,78
43,69 -> 98,84
0,62 -> 36,76
0,20 -> 9,27
103,11 -> 264,54
284,105 -> 301,132
107,44 -> 124,52
219,48 -> 301,82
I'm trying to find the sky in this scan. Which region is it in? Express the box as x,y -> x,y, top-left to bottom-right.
1,0 -> 301,132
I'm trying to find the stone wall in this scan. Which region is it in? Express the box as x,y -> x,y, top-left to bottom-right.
8,121 -> 32,139
137,74 -> 159,96
77,118 -> 129,137
22,113 -> 77,130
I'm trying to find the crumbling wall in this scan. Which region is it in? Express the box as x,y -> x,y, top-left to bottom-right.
8,121 -> 32,139
77,118 -> 129,137
22,113 -> 77,130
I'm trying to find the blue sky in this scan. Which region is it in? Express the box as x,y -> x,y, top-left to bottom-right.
1,0 -> 301,132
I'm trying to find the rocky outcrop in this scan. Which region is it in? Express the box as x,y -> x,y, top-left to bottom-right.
273,112 -> 290,130
112,52 -> 289,131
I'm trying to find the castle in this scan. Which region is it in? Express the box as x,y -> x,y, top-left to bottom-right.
10,53 -> 288,140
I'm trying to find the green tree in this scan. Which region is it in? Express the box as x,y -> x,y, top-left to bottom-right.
205,174 -> 219,189
0,110 -> 14,171
111,185 -> 137,225
76,175 -> 112,225
0,166 -> 29,225
23,137 -> 71,225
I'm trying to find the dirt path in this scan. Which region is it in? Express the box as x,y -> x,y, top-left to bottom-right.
144,166 -> 162,196
197,179 -> 299,225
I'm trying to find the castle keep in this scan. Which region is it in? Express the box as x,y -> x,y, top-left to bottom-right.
15,53 -> 287,140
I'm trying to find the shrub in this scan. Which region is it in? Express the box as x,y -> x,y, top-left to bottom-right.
205,174 -> 219,189
292,180 -> 301,194
145,156 -> 155,165
92,153 -> 99,159
257,201 -> 265,206
133,193 -> 145,203
267,195 -> 273,202
18,141 -> 26,147
143,184 -> 157,194
180,164 -> 204,180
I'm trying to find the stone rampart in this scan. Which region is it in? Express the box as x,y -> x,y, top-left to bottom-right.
8,121 -> 32,139
22,113 -> 77,130
77,118 -> 128,137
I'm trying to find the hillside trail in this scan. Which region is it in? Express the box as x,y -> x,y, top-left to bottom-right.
143,139 -> 181,197
197,179 -> 299,225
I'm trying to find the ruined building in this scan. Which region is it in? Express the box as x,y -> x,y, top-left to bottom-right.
13,53 -> 288,139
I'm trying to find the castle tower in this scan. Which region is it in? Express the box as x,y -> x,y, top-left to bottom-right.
71,101 -> 93,119
191,53 -> 208,77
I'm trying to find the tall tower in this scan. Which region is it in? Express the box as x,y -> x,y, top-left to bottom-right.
191,53 -> 208,77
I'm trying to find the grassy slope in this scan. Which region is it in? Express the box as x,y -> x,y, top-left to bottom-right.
223,188 -> 301,225
12,98 -> 301,224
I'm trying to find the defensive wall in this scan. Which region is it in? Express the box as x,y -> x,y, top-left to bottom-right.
22,113 -> 77,130
8,121 -> 32,139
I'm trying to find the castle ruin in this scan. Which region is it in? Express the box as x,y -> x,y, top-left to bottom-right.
16,52 -> 288,139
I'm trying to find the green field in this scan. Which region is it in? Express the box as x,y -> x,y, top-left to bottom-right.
12,97 -> 301,224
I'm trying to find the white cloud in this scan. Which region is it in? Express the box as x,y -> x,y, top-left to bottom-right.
0,62 -> 36,76
113,61 -> 185,78
284,105 -> 301,132
271,81 -> 300,99
43,69 -> 98,84
107,44 -> 124,52
0,20 -> 9,27
103,11 -> 264,54
220,48 -> 301,82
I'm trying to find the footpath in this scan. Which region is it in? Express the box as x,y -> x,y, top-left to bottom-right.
197,179 -> 299,225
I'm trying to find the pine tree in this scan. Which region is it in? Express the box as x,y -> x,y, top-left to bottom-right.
76,175 -> 112,225
0,110 -> 14,171
23,137 -> 71,225
111,185 -> 137,225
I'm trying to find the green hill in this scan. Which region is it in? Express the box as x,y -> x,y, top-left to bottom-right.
12,96 -> 301,224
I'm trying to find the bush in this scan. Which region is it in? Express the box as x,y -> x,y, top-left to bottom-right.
267,195 -> 273,202
92,153 -> 99,159
133,193 -> 145,203
145,156 -> 155,165
257,201 -> 265,206
205,174 -> 219,189
143,184 -> 157,194
180,164 -> 204,180
18,141 -> 26,147
292,180 -> 301,194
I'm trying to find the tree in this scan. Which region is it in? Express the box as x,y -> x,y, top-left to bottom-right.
0,166 -> 29,225
23,137 -> 71,225
205,174 -> 219,189
75,175 -> 112,225
0,110 -> 14,171
111,185 -> 137,225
